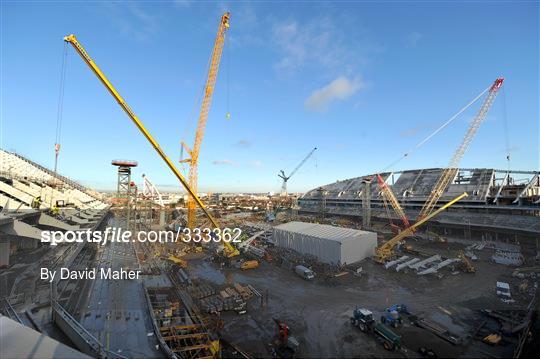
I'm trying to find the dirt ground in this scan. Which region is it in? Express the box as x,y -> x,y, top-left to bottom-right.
186,237 -> 533,358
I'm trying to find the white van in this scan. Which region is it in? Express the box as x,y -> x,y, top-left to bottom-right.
295,265 -> 315,280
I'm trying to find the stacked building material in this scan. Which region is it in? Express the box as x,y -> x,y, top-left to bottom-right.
199,293 -> 245,313
234,283 -> 253,300
188,283 -> 215,299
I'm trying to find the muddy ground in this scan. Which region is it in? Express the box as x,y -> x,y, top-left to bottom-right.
186,237 -> 532,358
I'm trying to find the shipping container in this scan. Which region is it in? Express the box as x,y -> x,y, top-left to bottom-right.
273,222 -> 377,265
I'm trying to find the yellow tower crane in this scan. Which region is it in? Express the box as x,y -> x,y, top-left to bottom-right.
418,78 -> 504,219
63,33 -> 239,258
180,12 -> 230,229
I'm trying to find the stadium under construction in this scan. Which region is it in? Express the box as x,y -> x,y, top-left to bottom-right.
300,167 -> 540,255
2,6 -> 540,359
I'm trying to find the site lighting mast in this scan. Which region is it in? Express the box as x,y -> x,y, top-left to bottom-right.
112,160 -> 138,230
278,147 -> 317,196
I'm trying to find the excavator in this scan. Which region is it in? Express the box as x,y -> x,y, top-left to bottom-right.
272,318 -> 299,358
458,251 -> 476,273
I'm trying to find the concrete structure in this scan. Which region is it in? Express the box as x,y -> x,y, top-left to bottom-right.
0,240 -> 9,267
0,149 -> 110,266
300,168 -> 540,256
0,315 -> 91,358
273,221 -> 377,265
1,150 -> 107,211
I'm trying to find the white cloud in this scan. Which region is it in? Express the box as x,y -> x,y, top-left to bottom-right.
271,16 -> 379,73
399,123 -> 431,138
400,127 -> 421,138
173,0 -> 192,7
405,32 -> 423,47
249,160 -> 263,167
233,140 -> 251,148
212,159 -> 236,166
102,3 -> 159,41
305,76 -> 364,112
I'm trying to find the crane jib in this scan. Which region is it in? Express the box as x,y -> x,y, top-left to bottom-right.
63,33 -> 220,229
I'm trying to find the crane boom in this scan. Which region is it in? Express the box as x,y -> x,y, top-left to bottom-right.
418,78 -> 504,219
63,34 -> 219,227
185,12 -> 230,229
375,192 -> 468,263
376,174 -> 411,230
279,147 -> 317,195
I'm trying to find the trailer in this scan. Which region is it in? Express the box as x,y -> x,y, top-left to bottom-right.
350,308 -> 401,351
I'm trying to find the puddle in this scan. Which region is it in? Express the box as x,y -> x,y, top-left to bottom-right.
430,311 -> 467,336
189,260 -> 229,285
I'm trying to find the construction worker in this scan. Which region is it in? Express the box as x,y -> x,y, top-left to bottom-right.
31,196 -> 41,209
51,205 -> 60,216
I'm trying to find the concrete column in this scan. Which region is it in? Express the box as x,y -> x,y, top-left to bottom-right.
0,240 -> 10,267
159,210 -> 165,227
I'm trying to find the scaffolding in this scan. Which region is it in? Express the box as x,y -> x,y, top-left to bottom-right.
112,160 -> 137,230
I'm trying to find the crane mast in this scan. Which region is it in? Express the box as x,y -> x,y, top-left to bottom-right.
183,12 -> 230,229
278,147 -> 317,195
376,174 -> 411,230
418,78 -> 504,219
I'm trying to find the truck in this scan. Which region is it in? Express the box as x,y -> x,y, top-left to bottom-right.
381,304 -> 409,328
163,255 -> 188,268
240,260 -> 259,270
232,259 -> 259,270
294,265 -> 315,280
350,308 -> 401,351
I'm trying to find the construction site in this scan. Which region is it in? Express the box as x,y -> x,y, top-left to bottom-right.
1,4 -> 539,359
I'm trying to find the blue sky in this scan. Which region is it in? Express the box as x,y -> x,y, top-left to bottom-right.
1,1 -> 538,193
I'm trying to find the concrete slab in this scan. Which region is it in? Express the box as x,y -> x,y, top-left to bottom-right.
0,315 -> 91,359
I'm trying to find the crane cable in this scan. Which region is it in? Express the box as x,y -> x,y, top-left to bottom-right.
500,86 -> 511,174
50,43 -> 68,210
55,42 -> 68,174
381,84 -> 492,173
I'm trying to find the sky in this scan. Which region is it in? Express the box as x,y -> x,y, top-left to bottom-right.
1,1 -> 538,193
